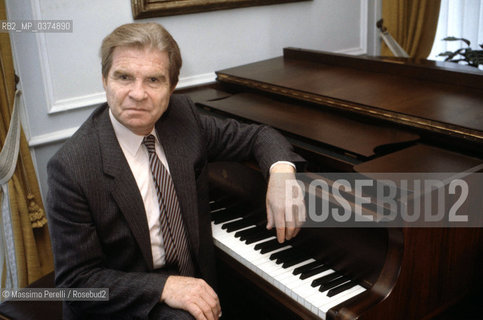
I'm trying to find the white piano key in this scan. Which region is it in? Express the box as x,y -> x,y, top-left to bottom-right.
317,286 -> 366,318
252,245 -> 292,266
232,224 -> 257,235
221,217 -> 243,224
237,239 -> 272,269
276,262 -> 312,291
306,281 -> 347,313
292,270 -> 335,305
255,246 -> 293,283
274,259 -> 315,294
274,259 -> 314,280
211,220 -> 367,320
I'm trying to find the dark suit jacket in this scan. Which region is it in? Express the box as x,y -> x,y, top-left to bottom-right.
46,94 -> 304,319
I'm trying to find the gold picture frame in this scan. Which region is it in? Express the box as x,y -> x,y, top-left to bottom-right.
132,0 -> 310,19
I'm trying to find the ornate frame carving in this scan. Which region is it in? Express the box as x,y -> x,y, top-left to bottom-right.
132,0 -> 310,19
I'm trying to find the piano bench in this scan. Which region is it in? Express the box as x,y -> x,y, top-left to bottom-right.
0,272 -> 62,320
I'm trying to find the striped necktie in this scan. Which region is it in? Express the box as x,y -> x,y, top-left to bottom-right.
143,134 -> 194,276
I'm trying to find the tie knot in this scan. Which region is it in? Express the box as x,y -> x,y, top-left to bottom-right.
143,134 -> 156,154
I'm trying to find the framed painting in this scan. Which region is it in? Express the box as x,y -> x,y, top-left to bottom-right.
132,0 -> 310,19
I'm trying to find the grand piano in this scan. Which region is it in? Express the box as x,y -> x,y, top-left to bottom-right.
180,48 -> 483,320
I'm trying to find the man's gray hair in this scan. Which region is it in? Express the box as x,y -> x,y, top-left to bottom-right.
100,22 -> 182,88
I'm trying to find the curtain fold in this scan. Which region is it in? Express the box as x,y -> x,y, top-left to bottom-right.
0,0 -> 53,292
382,0 -> 442,59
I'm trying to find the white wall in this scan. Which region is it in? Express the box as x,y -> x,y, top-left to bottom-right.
6,0 -> 381,199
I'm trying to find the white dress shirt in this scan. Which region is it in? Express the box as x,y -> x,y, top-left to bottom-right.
109,110 -> 169,269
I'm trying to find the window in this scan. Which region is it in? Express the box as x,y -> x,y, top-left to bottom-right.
428,0 -> 483,65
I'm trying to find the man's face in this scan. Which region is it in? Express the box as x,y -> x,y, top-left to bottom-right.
103,46 -> 174,136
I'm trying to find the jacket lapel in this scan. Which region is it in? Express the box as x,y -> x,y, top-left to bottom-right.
96,107 -> 155,270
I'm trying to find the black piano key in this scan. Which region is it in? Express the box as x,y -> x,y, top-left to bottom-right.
311,272 -> 341,287
319,277 -> 350,293
222,208 -> 267,232
270,246 -> 298,261
259,241 -> 290,254
299,265 -> 330,280
234,226 -> 258,238
269,247 -> 294,261
254,238 -> 291,253
327,281 -> 358,297
293,260 -> 324,275
209,196 -> 238,211
275,248 -> 304,263
210,201 -> 241,214
244,229 -> 274,244
211,203 -> 256,223
211,204 -> 245,223
210,206 -> 229,219
222,215 -> 260,232
238,226 -> 266,240
275,249 -> 305,265
212,210 -> 243,224
242,207 -> 266,220
282,254 -> 312,268
222,219 -> 249,232
277,249 -> 306,265
254,238 -> 278,251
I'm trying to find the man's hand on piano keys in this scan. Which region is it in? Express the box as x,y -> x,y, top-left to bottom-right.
160,275 -> 221,320
266,163 -> 306,243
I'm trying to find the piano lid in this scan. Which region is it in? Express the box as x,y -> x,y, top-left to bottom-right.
216,48 -> 483,144
198,92 -> 419,158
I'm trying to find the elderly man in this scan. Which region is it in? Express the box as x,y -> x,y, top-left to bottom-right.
47,22 -> 304,320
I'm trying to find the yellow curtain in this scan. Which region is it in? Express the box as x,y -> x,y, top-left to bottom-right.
1,0 -> 53,289
381,0 -> 441,58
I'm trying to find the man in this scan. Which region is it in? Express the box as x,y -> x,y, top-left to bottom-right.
47,22 -> 305,320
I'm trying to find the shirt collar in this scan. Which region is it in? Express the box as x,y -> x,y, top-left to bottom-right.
109,109 -> 157,156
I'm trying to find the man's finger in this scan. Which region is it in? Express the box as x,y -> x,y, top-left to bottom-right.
284,206 -> 297,240
285,226 -> 295,240
274,204 -> 287,242
201,281 -> 219,301
186,302 -> 208,320
197,296 -> 216,320
266,204 -> 274,230
200,284 -> 221,320
275,227 -> 285,243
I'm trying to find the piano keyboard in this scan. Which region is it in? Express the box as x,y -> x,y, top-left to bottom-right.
210,196 -> 367,319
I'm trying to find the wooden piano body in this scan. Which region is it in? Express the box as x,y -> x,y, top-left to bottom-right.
181,48 -> 483,320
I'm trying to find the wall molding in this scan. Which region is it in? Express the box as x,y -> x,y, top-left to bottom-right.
49,92 -> 107,114
47,72 -> 217,115
30,72 -> 217,147
29,126 -> 79,147
334,0 -> 369,56
359,0 -> 369,55
177,72 -> 217,89
31,0 -> 55,114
